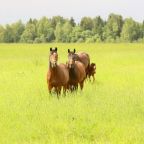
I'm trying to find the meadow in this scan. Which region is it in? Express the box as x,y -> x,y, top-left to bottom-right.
0,43 -> 144,144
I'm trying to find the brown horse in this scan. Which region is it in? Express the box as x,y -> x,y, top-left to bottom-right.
67,49 -> 86,91
88,63 -> 96,81
68,49 -> 90,78
47,47 -> 69,96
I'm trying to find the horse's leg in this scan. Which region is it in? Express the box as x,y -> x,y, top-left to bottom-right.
88,74 -> 91,82
63,85 -> 67,96
92,74 -> 95,82
58,86 -> 61,95
86,70 -> 88,79
56,86 -> 61,98
48,83 -> 52,94
70,84 -> 77,92
69,84 -> 74,92
86,66 -> 89,79
80,81 -> 84,90
74,84 -> 78,91
67,84 -> 70,92
55,87 -> 59,98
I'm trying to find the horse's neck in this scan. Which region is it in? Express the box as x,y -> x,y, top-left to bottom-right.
49,62 -> 52,69
49,65 -> 57,71
49,62 -> 58,76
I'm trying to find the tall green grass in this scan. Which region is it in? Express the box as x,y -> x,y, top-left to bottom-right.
0,43 -> 144,144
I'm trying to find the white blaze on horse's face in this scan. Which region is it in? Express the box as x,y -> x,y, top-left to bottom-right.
68,49 -> 76,69
50,52 -> 58,68
68,56 -> 75,68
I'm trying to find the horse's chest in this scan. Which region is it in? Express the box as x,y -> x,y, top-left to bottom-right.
69,69 -> 77,80
51,78 -> 58,84
49,75 -> 61,85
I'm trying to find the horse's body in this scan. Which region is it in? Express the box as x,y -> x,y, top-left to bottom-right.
68,49 -> 90,77
67,49 -> 86,90
88,63 -> 96,81
47,64 -> 69,94
47,48 -> 69,95
77,52 -> 90,77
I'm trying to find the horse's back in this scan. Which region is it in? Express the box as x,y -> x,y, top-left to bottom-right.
77,52 -> 90,68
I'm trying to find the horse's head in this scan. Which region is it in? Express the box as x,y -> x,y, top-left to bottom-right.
67,49 -> 76,68
49,47 -> 58,68
91,63 -> 96,70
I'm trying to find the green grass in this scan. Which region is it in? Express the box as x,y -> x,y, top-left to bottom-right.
0,43 -> 144,144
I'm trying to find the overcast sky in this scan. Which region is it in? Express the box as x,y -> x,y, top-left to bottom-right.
0,0 -> 144,24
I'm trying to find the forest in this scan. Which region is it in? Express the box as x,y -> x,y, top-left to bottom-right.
0,13 -> 144,43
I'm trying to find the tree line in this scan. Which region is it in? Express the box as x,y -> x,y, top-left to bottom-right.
0,13 -> 144,43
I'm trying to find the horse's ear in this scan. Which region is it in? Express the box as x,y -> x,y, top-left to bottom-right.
68,49 -> 70,53
74,49 -> 76,53
50,47 -> 52,51
55,47 -> 57,51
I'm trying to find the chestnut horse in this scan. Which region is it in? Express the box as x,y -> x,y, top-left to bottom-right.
68,49 -> 90,77
67,49 -> 86,90
47,47 -> 69,96
88,63 -> 96,81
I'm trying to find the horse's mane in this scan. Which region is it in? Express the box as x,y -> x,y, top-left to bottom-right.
73,53 -> 80,61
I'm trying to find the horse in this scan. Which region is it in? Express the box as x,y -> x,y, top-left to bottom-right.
68,49 -> 90,78
88,63 -> 96,82
47,47 -> 69,96
67,49 -> 86,91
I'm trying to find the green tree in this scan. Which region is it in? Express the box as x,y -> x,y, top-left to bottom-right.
80,17 -> 93,30
37,17 -> 50,37
51,16 -> 65,29
142,21 -> 144,38
11,20 -> 25,42
0,25 -> 5,42
35,17 -> 55,42
104,13 -> 123,41
81,30 -> 94,41
46,28 -> 55,42
70,26 -> 84,42
93,16 -> 105,40
3,24 -> 14,43
61,21 -> 73,42
54,23 -> 63,42
69,17 -> 76,27
121,18 -> 141,42
20,22 -> 36,43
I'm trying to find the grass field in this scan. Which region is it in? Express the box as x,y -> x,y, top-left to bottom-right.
0,43 -> 144,144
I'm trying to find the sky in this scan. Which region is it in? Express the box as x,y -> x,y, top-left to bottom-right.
0,0 -> 144,24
